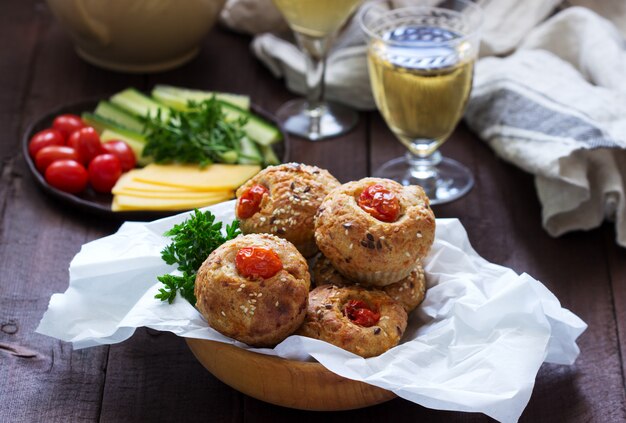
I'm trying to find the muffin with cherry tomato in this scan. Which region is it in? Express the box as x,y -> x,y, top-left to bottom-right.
235,163 -> 340,258
314,177 -> 435,286
195,233 -> 310,347
312,255 -> 426,314
296,285 -> 407,358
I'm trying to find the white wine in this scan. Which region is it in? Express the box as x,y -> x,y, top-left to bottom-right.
273,0 -> 362,38
368,26 -> 474,156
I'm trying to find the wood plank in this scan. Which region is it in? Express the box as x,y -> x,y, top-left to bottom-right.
0,2 -> 143,421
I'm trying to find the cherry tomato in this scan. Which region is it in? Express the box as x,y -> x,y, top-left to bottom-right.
343,299 -> 380,327
45,159 -> 88,194
28,128 -> 64,158
357,184 -> 400,222
88,154 -> 122,193
235,246 -> 283,279
52,114 -> 85,140
101,140 -> 136,171
67,127 -> 103,165
236,185 -> 269,219
35,146 -> 79,173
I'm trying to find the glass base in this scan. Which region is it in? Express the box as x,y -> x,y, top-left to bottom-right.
275,99 -> 357,141
373,154 -> 474,205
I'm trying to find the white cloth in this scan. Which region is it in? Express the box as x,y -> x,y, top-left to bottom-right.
220,0 -> 626,246
466,7 -> 626,245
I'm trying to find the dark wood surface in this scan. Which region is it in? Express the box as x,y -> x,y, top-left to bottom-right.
1,1 -> 625,422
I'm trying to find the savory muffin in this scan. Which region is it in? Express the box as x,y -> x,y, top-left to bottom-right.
297,285 -> 408,358
312,255 -> 426,313
235,163 -> 340,257
314,177 -> 435,286
195,233 -> 310,347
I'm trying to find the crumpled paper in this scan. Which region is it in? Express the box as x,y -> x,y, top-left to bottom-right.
37,200 -> 586,423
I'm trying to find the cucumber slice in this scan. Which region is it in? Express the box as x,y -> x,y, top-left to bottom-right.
259,144 -> 281,167
100,129 -> 151,167
110,88 -> 170,121
94,101 -> 144,132
238,137 -> 263,165
219,101 -> 282,146
152,85 -> 250,110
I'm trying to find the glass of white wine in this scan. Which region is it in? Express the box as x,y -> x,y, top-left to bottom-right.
272,0 -> 362,140
360,0 -> 483,204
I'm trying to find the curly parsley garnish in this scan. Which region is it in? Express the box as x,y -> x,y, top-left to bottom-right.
142,98 -> 248,167
155,209 -> 240,305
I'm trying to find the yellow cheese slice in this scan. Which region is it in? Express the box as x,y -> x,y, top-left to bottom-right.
112,189 -> 233,200
112,192 -> 232,211
132,163 -> 260,190
112,171 -> 191,193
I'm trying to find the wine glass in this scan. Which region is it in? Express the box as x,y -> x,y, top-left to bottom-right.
360,0 -> 483,204
272,0 -> 362,141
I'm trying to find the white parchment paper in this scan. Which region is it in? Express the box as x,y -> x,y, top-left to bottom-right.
37,200 -> 586,423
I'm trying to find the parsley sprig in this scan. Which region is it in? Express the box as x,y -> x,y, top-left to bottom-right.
155,209 -> 241,305
142,98 -> 248,167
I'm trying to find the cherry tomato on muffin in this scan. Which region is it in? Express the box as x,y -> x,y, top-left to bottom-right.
101,140 -> 136,171
343,300 -> 380,327
88,154 -> 122,193
235,246 -> 283,279
52,114 -> 85,140
28,128 -> 65,158
35,145 -> 79,173
237,184 -> 268,219
45,159 -> 88,194
358,184 -> 400,222
67,127 -> 103,165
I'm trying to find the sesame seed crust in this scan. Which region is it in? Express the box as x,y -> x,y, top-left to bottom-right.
296,285 -> 408,358
235,163 -> 340,258
314,178 -> 435,286
195,233 -> 310,347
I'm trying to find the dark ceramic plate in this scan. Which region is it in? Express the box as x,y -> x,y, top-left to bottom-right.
23,100 -> 289,221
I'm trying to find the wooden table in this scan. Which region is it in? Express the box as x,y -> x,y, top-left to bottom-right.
2,2 -> 626,422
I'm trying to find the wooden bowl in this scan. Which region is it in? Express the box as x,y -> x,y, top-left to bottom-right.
186,338 -> 396,410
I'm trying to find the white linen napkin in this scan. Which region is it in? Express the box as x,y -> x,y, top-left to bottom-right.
465,7 -> 626,246
220,0 -> 626,247
36,202 -> 586,423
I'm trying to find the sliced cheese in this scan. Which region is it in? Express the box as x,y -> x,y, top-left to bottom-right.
112,189 -> 233,200
113,170 -> 224,193
132,163 -> 260,190
112,192 -> 232,211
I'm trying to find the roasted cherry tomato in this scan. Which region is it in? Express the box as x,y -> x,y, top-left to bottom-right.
67,127 -> 102,165
28,128 -> 65,158
343,299 -> 380,327
357,184 -> 400,222
35,146 -> 79,173
88,154 -> 122,193
44,159 -> 88,194
235,246 -> 283,279
52,114 -> 85,140
101,140 -> 136,171
236,184 -> 269,219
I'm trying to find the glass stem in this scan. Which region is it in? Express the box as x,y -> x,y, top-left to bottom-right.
294,33 -> 333,109
406,149 -> 441,197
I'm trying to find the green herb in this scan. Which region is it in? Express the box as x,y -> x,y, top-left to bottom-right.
155,209 -> 241,304
142,97 -> 249,167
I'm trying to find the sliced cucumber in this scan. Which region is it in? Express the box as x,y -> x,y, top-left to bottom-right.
94,101 -> 144,132
259,144 -> 280,167
238,137 -> 263,165
110,88 -> 170,121
152,85 -> 250,110
219,101 -> 282,147
100,129 -> 151,167
219,150 -> 239,164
